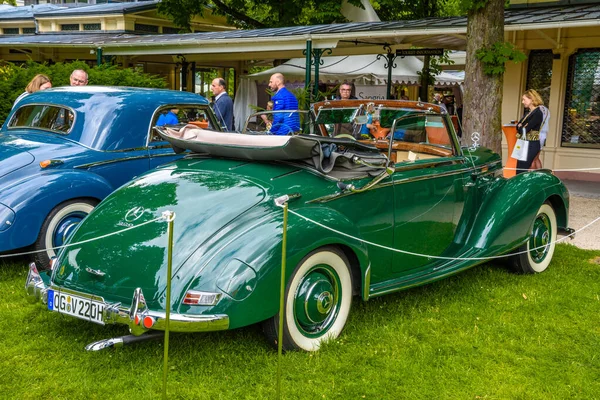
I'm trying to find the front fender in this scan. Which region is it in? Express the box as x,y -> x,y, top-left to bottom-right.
176,204 -> 370,330
0,170 -> 114,251
466,170 -> 569,254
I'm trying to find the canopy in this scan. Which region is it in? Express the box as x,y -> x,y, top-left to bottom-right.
247,55 -> 463,86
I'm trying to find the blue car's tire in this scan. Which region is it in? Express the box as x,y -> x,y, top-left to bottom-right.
512,203 -> 557,274
264,246 -> 353,351
33,199 -> 97,269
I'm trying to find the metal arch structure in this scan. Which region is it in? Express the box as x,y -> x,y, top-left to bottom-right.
376,44 -> 398,100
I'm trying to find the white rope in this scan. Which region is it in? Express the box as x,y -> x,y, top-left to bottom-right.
281,206 -> 600,261
503,166 -> 600,172
0,214 -> 169,258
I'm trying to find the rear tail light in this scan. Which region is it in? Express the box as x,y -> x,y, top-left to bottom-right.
183,290 -> 221,306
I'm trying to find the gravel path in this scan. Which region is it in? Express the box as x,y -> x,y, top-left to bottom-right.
561,195 -> 600,250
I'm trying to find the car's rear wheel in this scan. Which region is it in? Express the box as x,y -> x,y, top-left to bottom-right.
33,199 -> 97,269
512,203 -> 557,274
263,246 -> 353,351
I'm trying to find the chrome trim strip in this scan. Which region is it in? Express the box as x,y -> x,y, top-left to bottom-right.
363,263 -> 371,301
310,164 -> 472,203
74,155 -> 150,169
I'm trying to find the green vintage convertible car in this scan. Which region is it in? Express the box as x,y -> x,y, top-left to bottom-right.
26,100 -> 571,351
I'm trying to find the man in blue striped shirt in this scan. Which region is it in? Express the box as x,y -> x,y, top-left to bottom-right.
268,73 -> 300,135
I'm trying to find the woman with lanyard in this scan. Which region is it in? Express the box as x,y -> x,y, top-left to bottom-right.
516,89 -> 550,174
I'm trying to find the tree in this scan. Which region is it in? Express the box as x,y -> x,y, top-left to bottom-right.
461,0 -> 505,153
158,0 -> 365,31
0,0 -> 17,5
461,0 -> 525,154
374,0 -> 461,20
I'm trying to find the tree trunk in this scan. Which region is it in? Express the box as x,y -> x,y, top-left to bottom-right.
462,0 -> 505,154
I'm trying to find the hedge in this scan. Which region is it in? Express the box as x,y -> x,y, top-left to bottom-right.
0,60 -> 168,124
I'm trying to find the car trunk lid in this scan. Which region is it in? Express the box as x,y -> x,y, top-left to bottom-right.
51,166 -> 268,306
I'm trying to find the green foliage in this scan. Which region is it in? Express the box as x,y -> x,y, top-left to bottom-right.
459,0 -> 511,15
374,0 -> 463,20
1,244 -> 599,398
475,41 -> 527,76
159,0 -> 364,31
0,60 -> 167,124
0,0 -> 17,5
417,50 -> 455,86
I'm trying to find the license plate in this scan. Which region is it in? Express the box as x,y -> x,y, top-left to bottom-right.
48,289 -> 105,325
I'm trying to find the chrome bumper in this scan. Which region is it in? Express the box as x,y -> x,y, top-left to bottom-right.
25,263 -> 229,336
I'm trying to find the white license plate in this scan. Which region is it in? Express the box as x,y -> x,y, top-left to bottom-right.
48,289 -> 105,325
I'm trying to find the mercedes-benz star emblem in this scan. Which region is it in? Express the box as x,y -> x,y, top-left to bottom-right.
125,206 -> 145,222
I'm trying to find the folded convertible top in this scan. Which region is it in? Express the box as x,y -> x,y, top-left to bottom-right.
155,125 -> 389,178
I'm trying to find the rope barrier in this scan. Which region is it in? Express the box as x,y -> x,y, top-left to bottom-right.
279,206 -> 600,262
0,213 -> 169,259
503,166 -> 600,172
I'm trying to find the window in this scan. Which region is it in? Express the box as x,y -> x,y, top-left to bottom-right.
561,48 -> 600,148
3,28 -> 19,35
151,105 -> 221,141
22,28 -> 36,34
9,105 -> 75,135
134,23 -> 159,33
526,50 -> 553,106
61,24 -> 80,31
389,114 -> 454,163
83,23 -> 101,31
162,27 -> 180,34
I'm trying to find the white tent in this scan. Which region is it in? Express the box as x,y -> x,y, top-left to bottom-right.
233,55 -> 463,130
247,55 -> 462,86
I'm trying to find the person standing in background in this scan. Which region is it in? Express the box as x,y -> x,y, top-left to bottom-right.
516,89 -> 550,174
336,83 -> 357,100
14,74 -> 52,105
268,73 -> 300,135
70,70 -> 88,86
211,77 -> 234,131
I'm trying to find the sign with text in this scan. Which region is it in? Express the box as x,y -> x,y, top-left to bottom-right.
396,48 -> 444,57
355,85 -> 387,100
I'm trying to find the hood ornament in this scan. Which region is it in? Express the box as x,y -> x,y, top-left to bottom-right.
470,132 -> 481,151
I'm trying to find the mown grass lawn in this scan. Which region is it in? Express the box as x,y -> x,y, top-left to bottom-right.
1,244 -> 599,399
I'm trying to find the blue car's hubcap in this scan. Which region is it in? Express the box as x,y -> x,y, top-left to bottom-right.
53,212 -> 87,247
294,266 -> 341,337
530,213 -> 551,263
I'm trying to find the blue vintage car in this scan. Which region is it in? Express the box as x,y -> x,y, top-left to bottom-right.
0,86 -> 218,267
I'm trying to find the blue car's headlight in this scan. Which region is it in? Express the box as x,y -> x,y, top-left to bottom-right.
0,203 -> 15,232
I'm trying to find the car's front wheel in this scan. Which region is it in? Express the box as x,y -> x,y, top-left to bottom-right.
512,203 -> 557,274
33,199 -> 97,269
264,247 -> 353,351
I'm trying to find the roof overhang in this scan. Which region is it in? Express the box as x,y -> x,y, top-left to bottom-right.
0,3 -> 598,62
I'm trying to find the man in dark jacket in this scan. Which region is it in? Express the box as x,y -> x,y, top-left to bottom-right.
211,78 -> 234,131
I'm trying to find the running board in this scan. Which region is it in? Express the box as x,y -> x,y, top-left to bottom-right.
85,331 -> 164,351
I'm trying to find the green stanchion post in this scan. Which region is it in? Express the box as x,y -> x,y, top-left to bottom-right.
162,211 -> 175,400
276,201 -> 288,399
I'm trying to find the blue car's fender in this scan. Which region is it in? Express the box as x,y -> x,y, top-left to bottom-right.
0,170 -> 114,251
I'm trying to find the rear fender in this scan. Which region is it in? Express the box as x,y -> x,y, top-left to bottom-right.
465,171 -> 568,253
0,171 -> 113,251
176,205 -> 369,330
